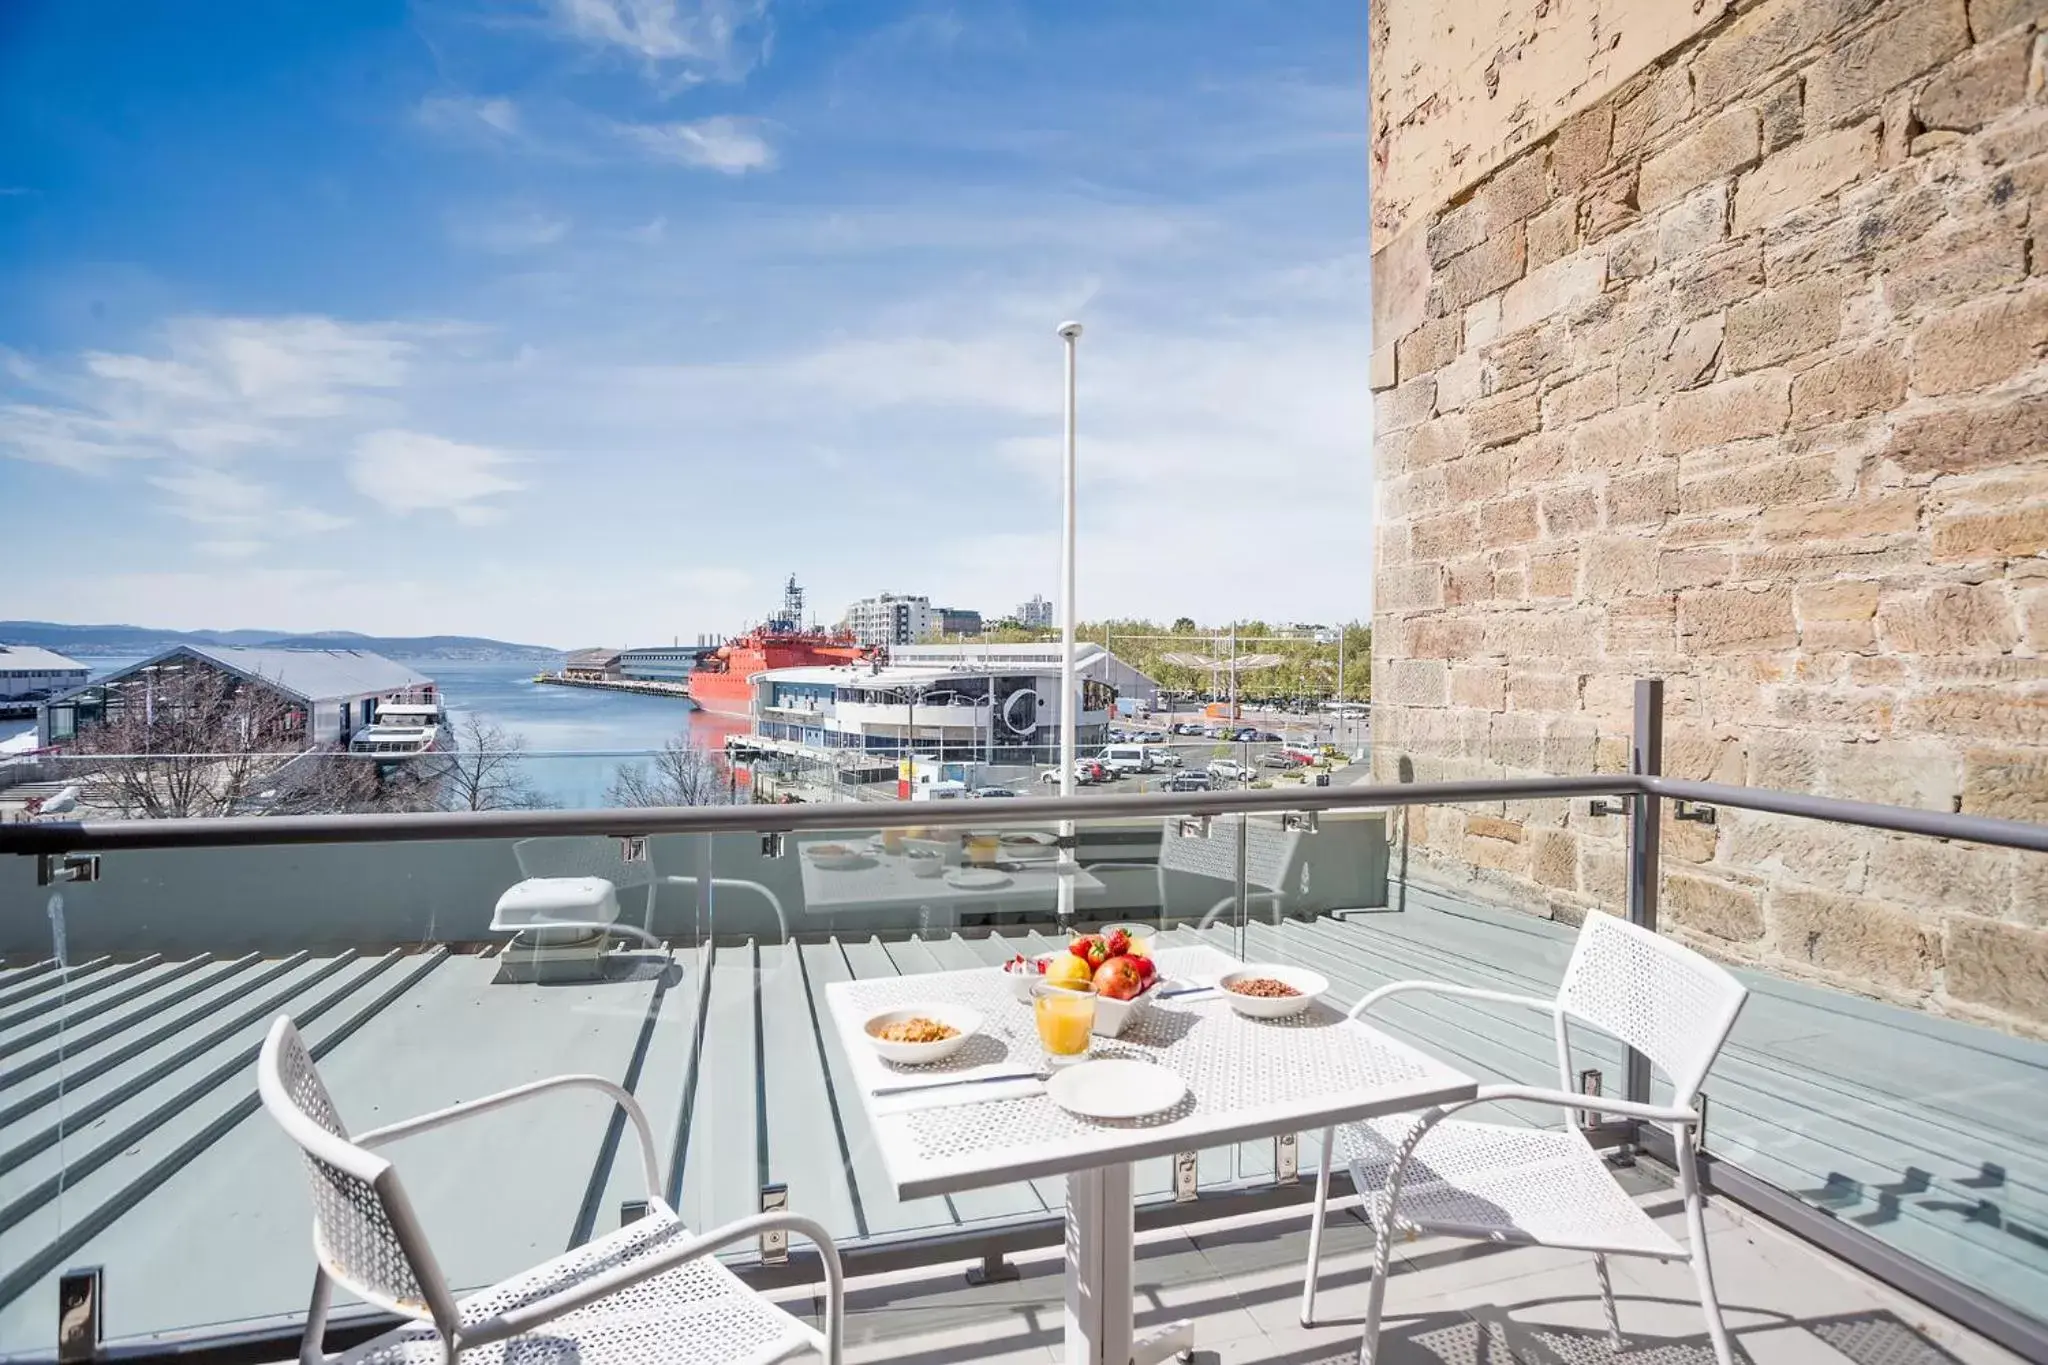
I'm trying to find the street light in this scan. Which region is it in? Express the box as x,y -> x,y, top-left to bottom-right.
1057,320 -> 1082,922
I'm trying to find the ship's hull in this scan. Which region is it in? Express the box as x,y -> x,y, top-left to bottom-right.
687,671 -> 756,716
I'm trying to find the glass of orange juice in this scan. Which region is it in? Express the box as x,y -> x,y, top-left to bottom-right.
1032,980 -> 1096,1065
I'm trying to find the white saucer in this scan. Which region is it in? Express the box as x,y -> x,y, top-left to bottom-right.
945,867 -> 1011,890
1046,1058 -> 1187,1120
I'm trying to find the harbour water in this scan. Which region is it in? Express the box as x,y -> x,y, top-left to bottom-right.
1,657 -> 737,810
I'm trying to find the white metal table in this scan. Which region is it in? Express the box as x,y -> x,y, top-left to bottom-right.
824,943 -> 1477,1364
796,835 -> 1105,912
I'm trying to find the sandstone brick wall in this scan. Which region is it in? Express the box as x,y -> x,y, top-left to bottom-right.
1370,0 -> 2048,1036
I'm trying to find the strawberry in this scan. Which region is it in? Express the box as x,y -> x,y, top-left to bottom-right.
1071,934 -> 1104,964
1105,928 -> 1132,958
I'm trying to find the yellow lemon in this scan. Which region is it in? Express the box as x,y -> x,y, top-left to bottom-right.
1045,953 -> 1092,987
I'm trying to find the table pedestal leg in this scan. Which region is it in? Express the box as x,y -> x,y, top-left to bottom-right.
1065,1164 -> 1192,1365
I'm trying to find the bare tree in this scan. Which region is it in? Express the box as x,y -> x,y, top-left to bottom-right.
65,661 -> 315,818
606,734 -> 731,807
437,713 -> 555,811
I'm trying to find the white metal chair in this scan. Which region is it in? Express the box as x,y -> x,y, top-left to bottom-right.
1298,912 -> 1749,1364
257,1016 -> 842,1364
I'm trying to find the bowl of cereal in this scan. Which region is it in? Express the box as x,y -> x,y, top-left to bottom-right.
861,1003 -> 984,1064
1216,965 -> 1328,1019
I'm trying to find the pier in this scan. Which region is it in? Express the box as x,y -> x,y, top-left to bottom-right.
531,672 -> 696,702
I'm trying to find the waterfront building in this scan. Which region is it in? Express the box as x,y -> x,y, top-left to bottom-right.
0,645 -> 88,701
615,644 -> 709,686
561,648 -> 622,682
40,645 -> 435,747
844,592 -> 935,646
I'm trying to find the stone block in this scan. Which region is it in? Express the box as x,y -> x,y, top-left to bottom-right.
1918,30 -> 2031,133
1541,718 -> 1600,773
1529,549 -> 1579,598
1970,0 -> 2048,39
1526,198 -> 1578,271
1506,432 -> 1569,488
1734,122 -> 1880,233
1888,395 -> 2048,478
1409,615 -> 1486,658
1581,847 -> 1628,903
1479,494 -> 1541,545
1728,808 -> 1870,890
1434,350 -> 1486,412
1608,227 -> 1658,281
1749,732 -> 1826,790
1694,0 -> 1882,112
1962,746 -> 2048,820
1665,872 -> 1765,941
1641,108 -> 1763,212
1580,168 -> 1642,243
1475,150 -> 1552,233
1540,485 -> 1601,536
1829,742 -> 1962,809
1877,583 -> 2021,654
1572,404 -> 1656,472
1554,106 -> 1614,195
1674,240 -> 1766,320
1614,64 -> 1696,161
1500,254 -> 1607,335
1429,201 -> 1488,267
1397,315 -> 1462,383
1760,74 -> 1805,153
1605,466 -> 1679,527
1933,505 -> 2048,560
1795,579 -> 1879,640
1605,595 -> 1679,652
1583,536 -> 1661,598
1444,557 -> 1493,606
1621,317 -> 1728,401
1508,668 -> 1579,711
1902,687 -> 2048,742
1946,915 -> 2048,1018
1412,509 -> 1479,561
1374,225 -> 1431,344
1806,0 -> 1968,131
1465,295 -> 1504,349
1760,491 -> 1919,542
1377,375 -> 1437,432
1790,343 -> 1906,428
1450,664 -> 1507,710
1468,389 -> 1542,449
1530,828 -> 1578,889
1870,838 -> 2011,920
1658,183 -> 1731,266
1380,658 -> 1450,707
1680,585 -> 1797,650
1484,326 -> 1570,391
1658,372 -> 1791,453
1464,813 -> 1525,843
1883,217 -> 2028,317
1370,343 -> 1397,392
1435,226 -> 1527,313
1911,286 -> 2048,396
1379,564 -> 1444,611
1406,413 -> 1469,469
1681,451 -> 1840,518
1445,451 -> 1510,505
2023,585 -> 2048,649
1659,547 -> 1734,590
1768,885 -> 1937,993
1725,277 -> 1844,373
1543,368 -> 1619,428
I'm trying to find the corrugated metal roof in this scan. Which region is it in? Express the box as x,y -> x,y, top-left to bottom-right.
85,645 -> 432,703
0,646 -> 90,672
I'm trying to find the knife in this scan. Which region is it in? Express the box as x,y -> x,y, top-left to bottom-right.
872,1070 -> 1050,1098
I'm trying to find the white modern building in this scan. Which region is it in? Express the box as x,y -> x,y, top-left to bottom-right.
1016,594 -> 1054,628
844,593 -> 935,647
0,645 -> 89,701
892,641 -> 1160,707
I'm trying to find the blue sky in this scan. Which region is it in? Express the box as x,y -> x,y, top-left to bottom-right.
0,0 -> 1368,648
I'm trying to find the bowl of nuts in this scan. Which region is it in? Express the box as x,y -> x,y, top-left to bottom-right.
1216,964 -> 1328,1019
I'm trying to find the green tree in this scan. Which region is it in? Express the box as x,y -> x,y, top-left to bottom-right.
1170,616 -> 1197,635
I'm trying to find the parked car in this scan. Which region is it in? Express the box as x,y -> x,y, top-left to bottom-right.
1095,744 -> 1153,775
1149,749 -> 1184,768
1207,759 -> 1250,782
1259,751 -> 1313,769
1040,761 -> 1106,786
1167,769 -> 1213,792
968,786 -> 1018,798
1137,731 -> 1166,744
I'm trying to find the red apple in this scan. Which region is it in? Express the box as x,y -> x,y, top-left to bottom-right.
1094,956 -> 1144,1001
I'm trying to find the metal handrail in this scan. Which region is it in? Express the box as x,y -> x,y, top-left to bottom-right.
4,772 -> 2043,855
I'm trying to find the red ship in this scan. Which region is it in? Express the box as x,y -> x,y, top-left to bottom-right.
687,576 -> 872,717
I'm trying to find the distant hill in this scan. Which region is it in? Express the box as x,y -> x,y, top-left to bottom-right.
0,621 -> 562,662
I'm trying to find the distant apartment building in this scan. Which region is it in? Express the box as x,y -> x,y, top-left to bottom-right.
934,608 -> 983,637
0,645 -> 89,701
1017,594 -> 1054,629
845,593 -> 935,647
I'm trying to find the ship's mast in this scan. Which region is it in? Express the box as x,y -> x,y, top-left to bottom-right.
778,574 -> 805,632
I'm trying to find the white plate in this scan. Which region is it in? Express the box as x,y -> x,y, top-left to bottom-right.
1047,1058 -> 1187,1120
945,867 -> 1011,890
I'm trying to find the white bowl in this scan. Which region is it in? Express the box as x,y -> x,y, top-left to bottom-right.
1003,962 -> 1047,1001
862,1004 -> 984,1065
906,848 -> 944,878
805,842 -> 873,871
1215,964 -> 1328,1019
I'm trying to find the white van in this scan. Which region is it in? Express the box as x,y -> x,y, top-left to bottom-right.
1096,744 -> 1153,775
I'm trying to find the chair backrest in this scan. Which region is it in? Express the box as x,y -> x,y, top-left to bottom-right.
256,1017 -> 455,1327
1555,913 -> 1748,1103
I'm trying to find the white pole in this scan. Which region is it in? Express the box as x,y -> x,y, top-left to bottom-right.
1058,320 -> 1082,922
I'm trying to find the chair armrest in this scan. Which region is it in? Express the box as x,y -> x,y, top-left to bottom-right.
354,1075 -> 663,1197
463,1209 -> 846,1363
1465,1084 -> 1700,1127
1346,979 -> 1559,1022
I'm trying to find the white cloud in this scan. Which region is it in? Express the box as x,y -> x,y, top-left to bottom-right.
348,429 -> 525,523
149,464 -> 352,538
546,0 -> 769,80
448,209 -> 572,253
416,94 -> 522,140
194,540 -> 267,559
617,117 -> 775,173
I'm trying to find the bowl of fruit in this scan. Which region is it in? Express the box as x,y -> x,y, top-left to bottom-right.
1006,930 -> 1161,1035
